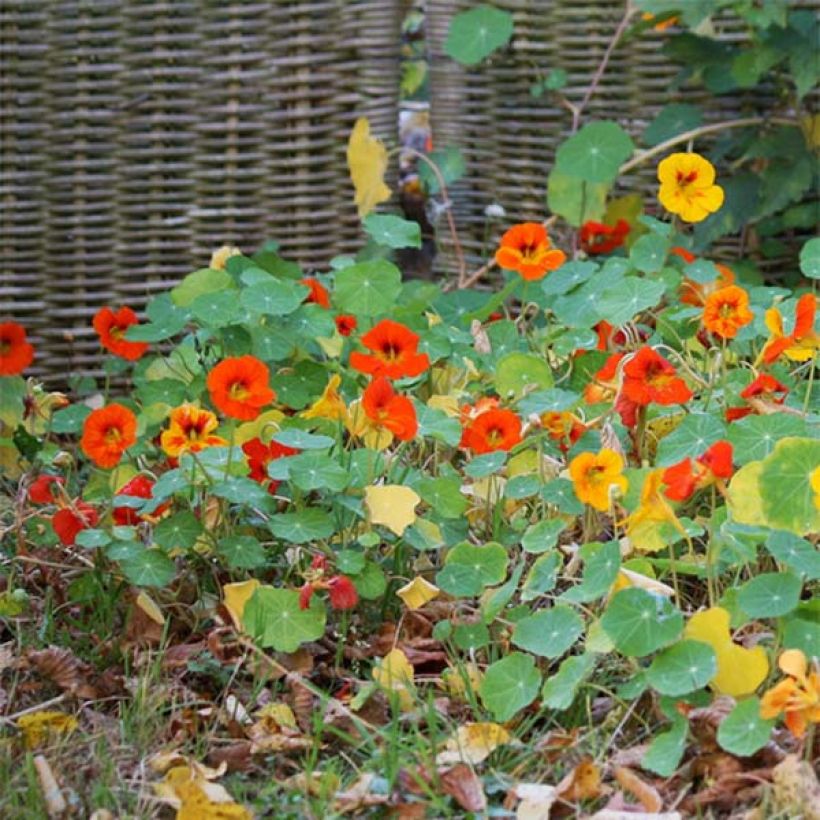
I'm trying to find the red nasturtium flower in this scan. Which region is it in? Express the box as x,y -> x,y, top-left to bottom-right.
584,352 -> 625,405
242,438 -> 300,495
81,404 -> 138,469
112,475 -> 170,526
621,347 -> 693,408
299,555 -> 359,611
92,307 -> 149,361
29,475 -> 65,505
52,503 -> 99,546
335,314 -> 358,337
361,377 -> 418,441
494,222 -> 566,281
160,404 -> 227,458
580,219 -> 630,255
350,319 -> 430,380
702,285 -> 754,339
725,373 -> 789,422
301,277 -> 331,309
206,355 -> 276,421
0,321 -> 35,376
460,407 -> 522,455
663,440 -> 734,502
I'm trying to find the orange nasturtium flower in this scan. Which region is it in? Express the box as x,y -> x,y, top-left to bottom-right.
621,347 -> 693,407
657,153 -> 724,223
361,377 -> 418,441
663,440 -> 734,502
460,407 -> 522,455
760,649 -> 820,738
642,12 -> 678,30
92,306 -> 150,361
670,247 -> 735,306
541,411 -> 586,453
160,404 -> 227,458
80,404 -> 138,469
569,449 -> 628,512
758,293 -> 819,364
702,285 -> 754,339
349,319 -> 430,380
301,277 -> 331,309
206,355 -> 276,421
494,222 -> 566,281
0,321 -> 35,376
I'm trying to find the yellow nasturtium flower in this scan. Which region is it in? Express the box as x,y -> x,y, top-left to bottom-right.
569,449 -> 628,512
657,152 -> 724,223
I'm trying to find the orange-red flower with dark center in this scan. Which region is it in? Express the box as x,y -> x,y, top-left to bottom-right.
541,411 -> 586,452
242,438 -> 300,495
495,222 -> 566,281
580,219 -> 630,255
460,407 -> 522,454
0,321 -> 35,375
335,314 -> 358,337
52,502 -> 99,546
207,355 -> 276,420
663,440 -> 734,501
702,285 -> 754,339
670,247 -> 735,306
301,278 -> 331,309
29,475 -> 65,505
112,475 -> 170,526
92,307 -> 149,361
160,404 -> 227,458
725,373 -> 789,422
350,319 -> 430,380
362,377 -> 418,441
621,347 -> 693,407
81,404 -> 138,469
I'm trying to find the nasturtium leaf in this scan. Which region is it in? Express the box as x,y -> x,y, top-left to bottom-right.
364,485 -> 420,536
414,402 -> 462,446
354,563 -> 388,600
464,451 -> 507,478
151,469 -> 189,500
136,378 -> 187,407
655,413 -> 726,466
419,146 -> 466,194
517,388 -> 579,416
436,722 -> 512,766
555,121 -> 635,183
347,117 -> 391,218
541,478 -> 585,515
210,477 -> 270,506
758,437 -> 820,535
119,550 -> 176,588
171,267 -> 233,307
126,295 -> 189,342
481,564 -> 524,623
444,5 -> 514,66
153,512 -> 203,551
436,541 -> 508,596
646,640 -> 717,696
494,352 -> 553,400
243,587 -> 326,653
799,236 -> 820,278
598,278 -> 666,325
737,571 -> 802,618
363,213 -> 421,249
105,540 -> 143,562
541,653 -> 596,710
717,697 -> 775,757
512,605 -> 584,659
643,103 -> 703,147
272,429 -> 333,450
479,653 -> 541,722
240,278 -> 308,316
222,579 -> 261,630
540,261 -> 597,296
551,279 -> 605,327
561,541 -> 621,603
190,292 -> 242,327
783,617 -> 820,657
268,509 -> 335,543
504,474 -> 541,499
217,535 -> 267,570
287,452 -> 349,492
726,461 -> 767,527
454,622 -> 490,651
629,233 -> 670,274
252,325 -> 295,362
765,531 -> 820,580
642,715 -> 687,777
727,414 -> 808,465
50,404 -> 91,434
284,304 -> 336,339
419,477 -> 468,519
521,519 -> 567,554
546,169 -> 609,227
521,552 -> 562,602
601,589 -> 683,657
333,259 -> 402,316
75,529 -> 111,549
396,576 -> 440,610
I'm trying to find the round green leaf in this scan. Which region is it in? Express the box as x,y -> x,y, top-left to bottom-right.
737,571 -> 802,618
783,617 -> 820,657
287,452 -> 349,492
272,429 -> 334,450
243,587 -> 326,653
240,278 -> 308,316
211,477 -> 270,507
541,653 -> 595,710
646,640 -> 717,696
765,531 -> 820,580
727,414 -> 808,466
171,267 -> 233,307
444,5 -> 513,66
189,291 -> 242,328
758,437 -> 820,535
521,552 -> 561,602
601,588 -> 683,657
512,605 -> 584,658
598,277 -> 666,325
555,122 -> 635,183
268,509 -> 335,544
436,541 -> 508,596
119,550 -> 176,588
479,652 -> 541,721
642,715 -> 687,777
560,541 -> 621,603
153,512 -> 203,551
799,236 -> 820,279
643,103 -> 703,147
717,697 -> 775,756
521,519 -> 567,554
333,260 -> 402,316
50,404 -> 91,434
217,535 -> 267,570
655,413 -> 726,466
494,352 -> 553,400
363,214 -> 421,249
547,168 -> 609,227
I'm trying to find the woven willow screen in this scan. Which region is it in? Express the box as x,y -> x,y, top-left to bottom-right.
1,0 -> 402,381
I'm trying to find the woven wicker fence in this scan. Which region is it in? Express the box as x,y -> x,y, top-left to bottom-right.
0,0 -> 402,382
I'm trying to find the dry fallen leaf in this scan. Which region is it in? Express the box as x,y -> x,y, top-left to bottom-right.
509,783 -> 557,820
17,710 -> 78,749
556,757 -> 606,802
439,763 -> 487,812
364,485 -> 420,536
613,766 -> 663,813
27,645 -> 98,698
768,754 -> 820,820
372,648 -> 415,710
436,722 -> 511,766
154,763 -> 253,819
347,117 -> 391,218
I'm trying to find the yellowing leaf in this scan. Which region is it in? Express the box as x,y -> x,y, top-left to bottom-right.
155,764 -> 253,819
372,648 -> 415,709
611,568 -> 675,598
427,394 -> 461,417
302,374 -> 347,422
234,409 -> 284,446
436,722 -> 512,765
136,591 -> 166,625
16,710 -> 78,749
364,485 -> 420,536
684,607 -> 769,696
727,461 -> 767,527
347,117 -> 391,218
396,576 -> 440,610
442,662 -> 483,698
223,579 -> 261,631
254,702 -> 297,730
